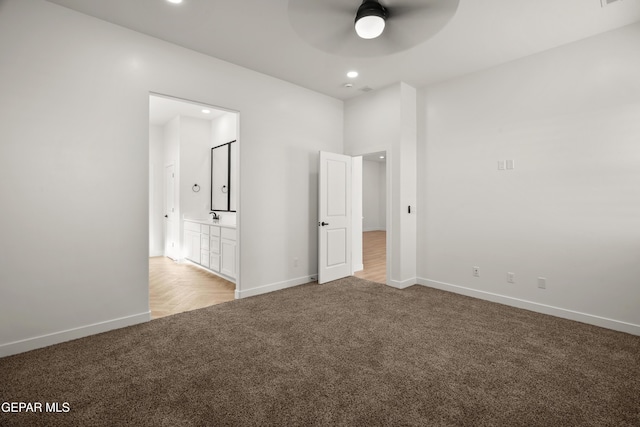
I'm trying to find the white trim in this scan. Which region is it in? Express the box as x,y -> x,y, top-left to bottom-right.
0,312 -> 151,358
387,277 -> 416,290
236,275 -> 315,299
417,278 -> 640,336
353,263 -> 364,273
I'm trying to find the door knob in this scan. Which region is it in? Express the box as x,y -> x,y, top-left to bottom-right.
164,215 -> 169,218
320,221 -> 329,226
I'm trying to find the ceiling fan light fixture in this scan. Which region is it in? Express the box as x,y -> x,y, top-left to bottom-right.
355,0 -> 388,39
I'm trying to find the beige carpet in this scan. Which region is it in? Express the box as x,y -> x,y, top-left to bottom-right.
2,277 -> 639,426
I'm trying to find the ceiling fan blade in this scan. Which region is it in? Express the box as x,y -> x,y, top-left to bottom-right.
384,1 -> 431,20
288,0 -> 460,58
290,0 -> 371,55
289,0 -> 354,19
316,26 -> 357,56
385,0 -> 459,41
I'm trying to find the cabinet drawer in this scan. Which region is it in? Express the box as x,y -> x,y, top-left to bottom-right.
210,236 -> 220,254
201,235 -> 210,251
210,225 -> 221,237
200,224 -> 210,235
210,253 -> 220,272
200,250 -> 210,268
184,221 -> 200,232
221,227 -> 236,241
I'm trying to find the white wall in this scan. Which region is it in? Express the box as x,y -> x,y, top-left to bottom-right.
362,160 -> 386,231
417,23 -> 640,334
211,112 -> 238,146
179,116 -> 212,221
149,124 -> 164,257
344,82 -> 417,288
0,0 -> 343,356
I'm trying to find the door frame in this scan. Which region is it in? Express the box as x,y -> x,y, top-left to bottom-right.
349,148 -> 391,287
148,91 -> 242,296
164,162 -> 177,260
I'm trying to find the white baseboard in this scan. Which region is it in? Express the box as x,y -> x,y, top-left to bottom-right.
236,275 -> 315,299
353,263 -> 364,273
417,278 -> 640,336
387,277 -> 416,290
0,311 -> 151,358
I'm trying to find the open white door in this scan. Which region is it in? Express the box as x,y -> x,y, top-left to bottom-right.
318,151 -> 352,284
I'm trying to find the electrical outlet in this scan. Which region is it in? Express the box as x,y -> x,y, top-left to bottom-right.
538,277 -> 547,289
498,160 -> 505,170
473,266 -> 480,277
507,272 -> 515,283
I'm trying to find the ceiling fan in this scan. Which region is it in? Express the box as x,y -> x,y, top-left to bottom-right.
354,0 -> 390,39
288,0 -> 460,57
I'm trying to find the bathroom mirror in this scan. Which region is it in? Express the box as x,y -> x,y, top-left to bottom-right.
211,140 -> 237,212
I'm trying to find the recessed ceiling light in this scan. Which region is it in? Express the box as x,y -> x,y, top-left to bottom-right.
202,109 -> 211,114
167,0 -> 183,4
347,71 -> 359,78
379,155 -> 385,159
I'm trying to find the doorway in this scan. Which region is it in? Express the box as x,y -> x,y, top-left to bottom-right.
355,151 -> 387,284
148,93 -> 240,318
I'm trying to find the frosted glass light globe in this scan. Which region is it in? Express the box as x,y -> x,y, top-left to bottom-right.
355,15 -> 386,39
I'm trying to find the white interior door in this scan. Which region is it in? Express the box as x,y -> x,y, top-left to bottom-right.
164,164 -> 177,260
318,151 -> 352,284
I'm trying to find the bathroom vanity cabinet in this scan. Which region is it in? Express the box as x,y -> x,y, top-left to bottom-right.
184,219 -> 236,282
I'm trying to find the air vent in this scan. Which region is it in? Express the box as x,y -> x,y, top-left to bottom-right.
360,86 -> 374,92
601,0 -> 622,7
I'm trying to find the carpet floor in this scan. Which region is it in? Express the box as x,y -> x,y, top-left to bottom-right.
1,277 -> 639,426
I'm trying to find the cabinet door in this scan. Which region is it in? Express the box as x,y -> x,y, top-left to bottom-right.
185,230 -> 201,264
201,234 -> 210,251
200,250 -> 210,268
210,236 -> 220,255
210,253 -> 220,272
221,238 -> 236,279
184,230 -> 194,261
184,231 -> 191,260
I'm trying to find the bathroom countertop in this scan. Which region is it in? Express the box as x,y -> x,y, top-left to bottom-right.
184,218 -> 237,229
